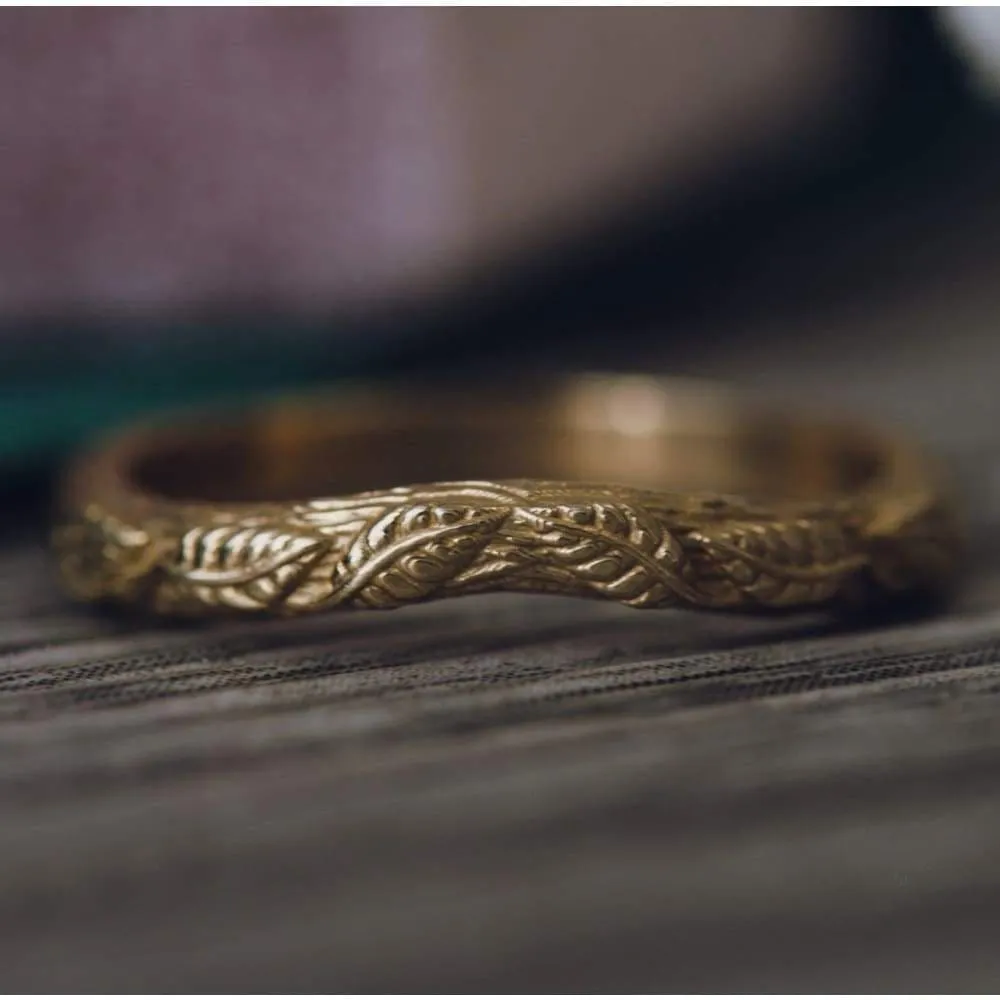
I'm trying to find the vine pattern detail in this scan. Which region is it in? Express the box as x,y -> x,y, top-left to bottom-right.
54,479 -> 956,617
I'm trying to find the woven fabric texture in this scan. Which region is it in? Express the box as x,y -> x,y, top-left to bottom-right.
4,529 -> 1000,992
7,143 -> 1000,991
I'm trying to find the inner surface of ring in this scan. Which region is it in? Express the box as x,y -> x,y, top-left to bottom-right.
127,380 -> 886,505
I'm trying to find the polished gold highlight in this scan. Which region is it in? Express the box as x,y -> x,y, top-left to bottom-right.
53,376 -> 960,618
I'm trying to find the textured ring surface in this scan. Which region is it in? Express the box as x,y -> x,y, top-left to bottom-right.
53,375 -> 961,618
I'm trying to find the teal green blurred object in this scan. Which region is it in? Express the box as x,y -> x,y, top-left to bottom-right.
0,321 -> 400,466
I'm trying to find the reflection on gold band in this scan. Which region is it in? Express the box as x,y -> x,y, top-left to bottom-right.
53,375 -> 961,618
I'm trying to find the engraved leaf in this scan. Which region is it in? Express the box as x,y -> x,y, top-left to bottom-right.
504,502 -> 690,608
292,483 -> 531,551
331,504 -> 506,609
175,521 -> 331,611
682,517 -> 865,608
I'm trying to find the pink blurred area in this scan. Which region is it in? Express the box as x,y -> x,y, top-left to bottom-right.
0,9 -> 869,322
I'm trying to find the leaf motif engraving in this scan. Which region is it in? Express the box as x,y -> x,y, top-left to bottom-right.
501,502 -> 692,607
680,517 -> 866,607
331,504 -> 507,609
62,469 -> 951,617
174,521 -> 331,611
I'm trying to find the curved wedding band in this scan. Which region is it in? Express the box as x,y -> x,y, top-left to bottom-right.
53,374 -> 961,618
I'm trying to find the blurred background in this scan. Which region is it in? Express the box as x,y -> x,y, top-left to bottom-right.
2,7 -> 997,475
11,9 -> 1000,992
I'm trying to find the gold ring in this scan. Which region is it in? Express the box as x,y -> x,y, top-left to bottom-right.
53,374 -> 961,618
